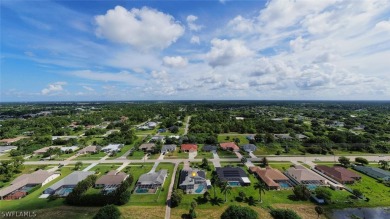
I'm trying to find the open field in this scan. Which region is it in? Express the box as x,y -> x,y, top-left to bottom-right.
74,152 -> 106,160
164,149 -> 188,159
218,134 -> 250,144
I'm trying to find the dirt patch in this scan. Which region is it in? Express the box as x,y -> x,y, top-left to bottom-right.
119,206 -> 166,219
273,204 -> 326,219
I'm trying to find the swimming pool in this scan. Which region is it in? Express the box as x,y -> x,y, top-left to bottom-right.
279,182 -> 290,188
195,184 -> 204,193
228,182 -> 240,187
136,188 -> 149,193
306,184 -> 317,190
56,187 -> 73,196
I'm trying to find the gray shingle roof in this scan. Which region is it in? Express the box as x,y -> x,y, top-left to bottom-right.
138,170 -> 167,185
46,171 -> 94,192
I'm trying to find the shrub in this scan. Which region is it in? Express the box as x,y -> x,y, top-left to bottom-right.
93,205 -> 121,219
220,205 -> 258,219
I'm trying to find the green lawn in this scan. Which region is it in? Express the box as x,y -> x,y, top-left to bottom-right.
195,145 -> 214,159
0,167 -> 76,211
128,150 -> 146,160
127,163 -> 174,206
89,164 -> 122,176
216,150 -> 237,158
218,134 -> 249,144
164,149 -> 188,159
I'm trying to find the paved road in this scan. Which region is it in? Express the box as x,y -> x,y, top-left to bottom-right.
183,116 -> 191,135
23,155 -> 390,166
165,162 -> 179,219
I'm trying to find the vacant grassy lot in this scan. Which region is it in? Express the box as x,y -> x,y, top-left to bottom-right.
28,206 -> 99,219
128,150 -> 146,160
218,134 -> 249,144
164,149 -> 188,159
120,205 -> 166,219
217,150 -> 237,158
89,164 -> 122,176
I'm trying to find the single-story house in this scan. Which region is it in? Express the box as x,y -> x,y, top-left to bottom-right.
139,143 -> 156,152
246,135 -> 255,141
241,144 -> 257,153
33,146 -> 61,155
0,146 -> 17,154
60,146 -> 79,153
150,136 -> 165,143
101,144 -> 123,153
181,144 -> 198,152
0,170 -> 60,200
285,165 -> 327,186
147,122 -> 157,128
179,168 -> 209,194
220,142 -> 240,151
43,171 -> 94,197
0,137 -> 27,145
216,167 -> 251,186
315,165 -> 361,184
296,134 -> 308,141
353,165 -> 390,181
134,170 -> 168,194
95,170 -> 128,191
250,166 -> 291,190
78,146 -> 100,154
202,145 -> 217,152
51,136 -> 78,141
273,134 -> 293,141
161,144 -> 176,153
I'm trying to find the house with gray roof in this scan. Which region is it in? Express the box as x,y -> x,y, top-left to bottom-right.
0,170 -> 60,200
353,165 -> 390,181
274,134 -> 293,141
139,143 -> 156,152
101,144 -> 123,153
202,145 -> 217,152
0,146 -> 17,154
179,168 -> 209,194
134,170 -> 167,194
150,136 -> 165,143
78,145 -> 100,154
241,144 -> 257,153
161,144 -> 176,153
43,171 -> 94,197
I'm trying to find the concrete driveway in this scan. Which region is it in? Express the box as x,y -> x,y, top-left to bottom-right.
189,151 -> 197,159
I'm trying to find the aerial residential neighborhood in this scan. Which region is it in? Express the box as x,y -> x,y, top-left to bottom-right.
1,0 -> 390,218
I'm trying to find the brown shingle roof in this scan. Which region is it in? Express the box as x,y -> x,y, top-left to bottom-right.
220,142 -> 239,151
250,166 -> 288,187
315,165 -> 361,183
181,144 -> 198,151
95,171 -> 128,186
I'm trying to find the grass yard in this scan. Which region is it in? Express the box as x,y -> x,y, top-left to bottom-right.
120,206 -> 166,219
164,149 -> 188,159
0,166 -> 76,211
127,162 -> 174,206
128,150 -> 147,160
217,150 -> 238,158
218,134 -> 250,144
89,164 -> 122,176
195,145 -> 214,159
107,144 -> 133,160
74,151 -> 107,160
25,206 -> 99,219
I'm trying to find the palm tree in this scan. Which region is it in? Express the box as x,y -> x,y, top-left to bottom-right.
254,181 -> 267,203
378,160 -> 389,170
211,173 -> 220,198
220,181 -> 232,203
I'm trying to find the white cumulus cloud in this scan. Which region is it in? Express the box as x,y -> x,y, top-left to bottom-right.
206,38 -> 253,67
186,15 -> 203,31
163,56 -> 188,68
41,82 -> 67,95
95,6 -> 185,50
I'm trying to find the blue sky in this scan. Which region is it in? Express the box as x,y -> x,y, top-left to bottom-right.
1,0 -> 390,102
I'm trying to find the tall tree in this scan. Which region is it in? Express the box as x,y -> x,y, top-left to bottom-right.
261,157 -> 269,167
254,181 -> 267,203
378,160 -> 389,170
220,181 -> 232,203
338,156 -> 350,167
315,206 -> 324,219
